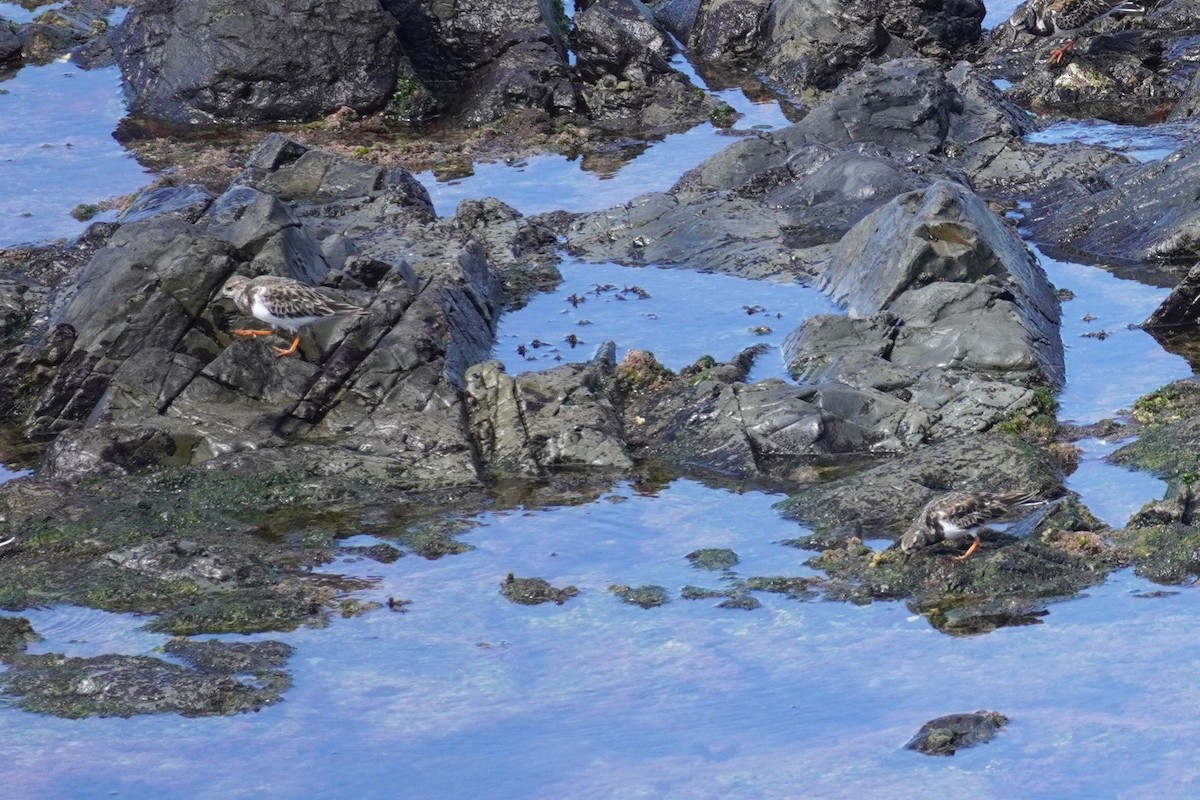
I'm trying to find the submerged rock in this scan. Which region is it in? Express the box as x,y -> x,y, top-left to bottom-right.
163,638 -> 294,673
501,573 -> 580,605
686,547 -> 739,570
610,583 -> 669,608
905,710 -> 1008,756
0,652 -> 290,718
0,616 -> 38,659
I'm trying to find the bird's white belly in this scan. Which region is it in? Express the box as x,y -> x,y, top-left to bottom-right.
936,517 -> 973,541
251,296 -> 321,332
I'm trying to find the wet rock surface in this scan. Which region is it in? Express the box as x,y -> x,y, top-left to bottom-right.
0,651 -> 290,718
905,710 -> 1008,756
501,573 -> 580,605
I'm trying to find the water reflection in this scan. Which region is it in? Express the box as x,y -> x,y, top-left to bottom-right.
1034,245 -> 1190,424
8,480 -> 1200,798
418,90 -> 791,218
494,258 -> 839,382
1027,117 -> 1198,163
0,61 -> 150,246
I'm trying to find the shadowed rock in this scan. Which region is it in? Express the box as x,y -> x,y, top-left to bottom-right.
114,0 -> 406,126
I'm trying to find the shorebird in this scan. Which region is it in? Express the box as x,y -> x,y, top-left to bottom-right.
220,275 -> 368,357
899,491 -> 1043,561
1007,0 -> 1145,65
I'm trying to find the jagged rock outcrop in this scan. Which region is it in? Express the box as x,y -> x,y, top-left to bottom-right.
0,135 -> 565,488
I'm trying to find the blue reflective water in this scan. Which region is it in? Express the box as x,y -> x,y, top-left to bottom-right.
0,61 -> 150,246
419,93 -> 791,218
1067,438 -> 1166,528
0,2 -> 64,24
1027,118 -> 1198,162
1036,245 -> 1191,424
7,481 -> 1200,798
494,257 -> 839,382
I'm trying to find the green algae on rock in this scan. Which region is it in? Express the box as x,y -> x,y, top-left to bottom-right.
609,584 -> 669,608
0,652 -> 290,719
686,547 -> 739,570
501,573 -> 579,605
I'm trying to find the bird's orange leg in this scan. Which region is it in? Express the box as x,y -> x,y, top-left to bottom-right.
1047,40 -> 1074,65
273,335 -> 302,357
951,535 -> 981,562
233,329 -> 275,338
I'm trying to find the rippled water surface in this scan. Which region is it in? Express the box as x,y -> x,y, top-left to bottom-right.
3,18 -> 1200,800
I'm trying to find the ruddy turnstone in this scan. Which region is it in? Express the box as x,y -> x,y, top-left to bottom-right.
899,490 -> 1043,561
1007,0 -> 1145,64
220,275 -> 368,357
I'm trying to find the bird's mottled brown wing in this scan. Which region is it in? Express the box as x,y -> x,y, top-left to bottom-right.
255,278 -> 366,319
949,490 -> 1041,528
1051,0 -> 1143,31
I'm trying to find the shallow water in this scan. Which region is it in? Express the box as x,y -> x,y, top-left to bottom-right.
1027,117 -> 1198,163
3,14 -> 1200,800
418,86 -> 791,218
0,60 -> 149,246
493,257 -> 839,382
5,483 -> 1200,799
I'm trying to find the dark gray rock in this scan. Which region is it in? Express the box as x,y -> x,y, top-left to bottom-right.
18,0 -> 113,65
815,180 -> 1061,386
905,711 -> 1008,756
781,180 -> 1062,439
0,136 -> 547,490
944,62 -> 1135,198
573,0 -> 709,133
118,184 -> 215,225
781,433 -> 1062,536
0,21 -> 20,64
987,1 -> 1195,124
381,0 -> 575,126
787,59 -> 963,154
674,0 -> 768,65
1027,142 -> 1200,266
760,0 -> 982,96
564,191 -> 804,278
574,0 -> 674,85
465,346 -> 632,476
115,0 -> 404,126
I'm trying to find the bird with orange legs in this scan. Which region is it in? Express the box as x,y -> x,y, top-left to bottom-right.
220,275 -> 367,357
899,491 -> 1044,562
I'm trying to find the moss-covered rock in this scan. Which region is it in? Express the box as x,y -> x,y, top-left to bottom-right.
500,573 -> 578,605
686,547 -> 739,570
0,653 -> 290,718
610,584 -> 669,608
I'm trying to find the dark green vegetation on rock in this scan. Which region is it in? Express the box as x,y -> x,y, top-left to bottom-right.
0,652 -> 290,719
905,710 -> 1008,756
610,583 -> 669,608
501,573 -> 579,605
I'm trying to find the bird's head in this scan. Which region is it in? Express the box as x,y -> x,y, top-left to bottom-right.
220,274 -> 250,300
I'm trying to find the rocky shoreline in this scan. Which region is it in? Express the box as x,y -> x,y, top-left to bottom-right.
1,0 -> 1200,722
